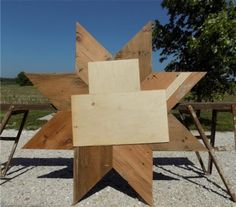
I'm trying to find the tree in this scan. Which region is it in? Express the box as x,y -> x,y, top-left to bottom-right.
153,0 -> 236,101
16,72 -> 32,86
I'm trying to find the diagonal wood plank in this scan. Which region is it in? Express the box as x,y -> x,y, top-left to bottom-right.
113,145 -> 153,205
25,73 -> 88,110
75,22 -> 113,84
114,21 -> 153,81
151,114 -> 206,151
23,111 -> 73,149
73,146 -> 112,204
141,72 -> 206,111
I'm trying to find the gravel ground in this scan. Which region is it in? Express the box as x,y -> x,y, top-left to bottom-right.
0,130 -> 236,207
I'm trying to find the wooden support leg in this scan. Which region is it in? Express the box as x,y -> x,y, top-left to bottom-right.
207,110 -> 217,174
187,105 -> 236,202
1,110 -> 28,177
232,104 -> 236,151
178,110 -> 207,174
0,106 -> 14,134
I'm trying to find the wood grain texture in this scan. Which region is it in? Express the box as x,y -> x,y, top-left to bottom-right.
75,22 -> 113,84
23,111 -> 73,149
141,72 -> 206,111
113,145 -> 153,205
25,73 -> 88,110
114,21 -> 153,81
73,146 -> 112,204
72,90 -> 169,146
167,72 -> 206,110
151,114 -> 206,151
88,59 -> 140,94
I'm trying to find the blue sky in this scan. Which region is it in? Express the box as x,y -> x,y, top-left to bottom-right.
1,0 -> 169,78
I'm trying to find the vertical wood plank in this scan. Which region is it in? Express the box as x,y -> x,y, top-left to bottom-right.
113,145 -> 153,205
73,146 -> 112,204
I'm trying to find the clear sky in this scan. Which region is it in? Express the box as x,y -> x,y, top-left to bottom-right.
1,0 -> 169,78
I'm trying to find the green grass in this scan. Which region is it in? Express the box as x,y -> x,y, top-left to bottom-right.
1,79 -> 53,129
0,79 -> 235,131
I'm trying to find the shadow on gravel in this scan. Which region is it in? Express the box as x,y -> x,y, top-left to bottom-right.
153,157 -> 229,200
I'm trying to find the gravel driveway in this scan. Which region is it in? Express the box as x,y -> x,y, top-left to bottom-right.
1,130 -> 236,207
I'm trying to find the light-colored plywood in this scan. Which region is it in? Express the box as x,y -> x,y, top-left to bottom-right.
23,111 -> 73,149
115,21 -> 153,81
75,22 -> 113,84
113,145 -> 153,205
25,73 -> 88,110
72,90 -> 169,146
88,59 -> 140,94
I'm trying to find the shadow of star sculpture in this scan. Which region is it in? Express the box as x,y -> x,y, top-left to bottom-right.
23,21 -> 206,206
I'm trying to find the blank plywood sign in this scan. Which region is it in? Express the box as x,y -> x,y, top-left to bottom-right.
88,59 -> 140,94
72,90 -> 169,146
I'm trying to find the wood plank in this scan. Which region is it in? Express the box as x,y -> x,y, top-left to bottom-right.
75,22 -> 113,84
167,72 -> 206,110
114,21 -> 153,81
25,73 -> 88,110
151,114 -> 206,151
72,90 -> 169,146
88,59 -> 140,94
73,146 -> 112,204
141,72 -> 206,111
113,145 -> 153,205
23,111 -> 73,149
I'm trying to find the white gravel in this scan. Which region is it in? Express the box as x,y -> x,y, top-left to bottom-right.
1,130 -> 236,207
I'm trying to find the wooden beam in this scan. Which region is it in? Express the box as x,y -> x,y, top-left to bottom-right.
75,22 -> 113,84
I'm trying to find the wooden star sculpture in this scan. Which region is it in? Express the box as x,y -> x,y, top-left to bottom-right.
23,22 -> 206,206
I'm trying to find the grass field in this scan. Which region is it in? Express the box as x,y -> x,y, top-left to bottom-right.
0,78 -> 235,131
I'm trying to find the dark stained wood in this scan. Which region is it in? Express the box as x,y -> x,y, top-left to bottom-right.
177,102 -> 236,112
23,111 -> 73,149
25,73 -> 88,110
113,144 -> 153,205
0,103 -> 54,111
151,114 -> 206,151
73,146 -> 112,204
75,22 -> 113,84
114,21 -> 153,82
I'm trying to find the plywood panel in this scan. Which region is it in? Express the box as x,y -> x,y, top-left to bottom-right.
72,90 -> 169,146
25,73 -> 88,110
75,22 -> 113,84
73,146 -> 112,204
113,145 -> 153,205
151,114 -> 206,151
115,21 -> 153,81
23,111 -> 73,149
88,59 -> 140,94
